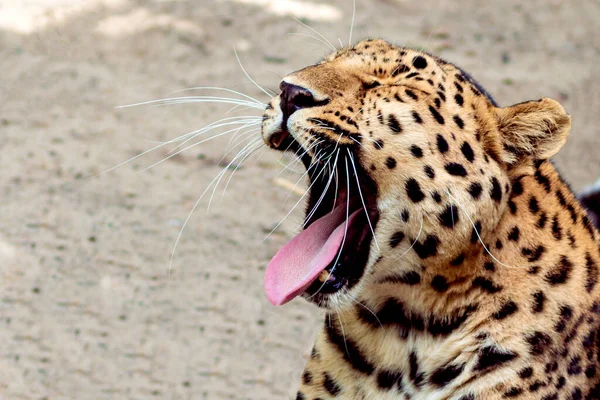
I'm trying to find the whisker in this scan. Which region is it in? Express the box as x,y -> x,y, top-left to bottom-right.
292,17 -> 337,52
308,153 -> 350,299
390,213 -> 424,262
288,32 -> 334,53
215,140 -> 265,204
446,189 -> 519,269
348,0 -> 356,46
348,136 -> 369,152
348,149 -> 379,250
168,139 -> 262,275
93,117 -> 258,177
139,123 -> 261,172
234,49 -> 276,98
354,300 -> 383,329
170,117 -> 261,154
336,310 -> 351,358
264,160 -> 329,241
167,86 -> 266,106
301,148 -> 338,227
117,96 -> 265,110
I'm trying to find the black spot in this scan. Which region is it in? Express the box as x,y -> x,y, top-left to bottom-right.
468,182 -> 483,200
508,200 -> 517,214
410,145 -> 423,158
376,370 -> 403,390
413,235 -> 439,259
373,139 -> 384,149
424,165 -> 435,179
325,318 -> 375,375
451,253 -> 465,266
521,245 -> 546,262
412,111 -> 423,124
568,231 -> 577,248
529,381 -> 544,392
295,392 -> 305,400
388,114 -> 403,134
484,262 -> 495,272
532,291 -> 545,313
458,395 -> 475,400
431,275 -> 448,292
323,373 -> 341,396
405,90 -> 418,100
472,277 -> 502,293
429,362 -> 465,387
567,356 -> 582,376
386,157 -> 397,169
528,266 -> 540,275
379,271 -> 421,286
518,367 -> 534,379
409,352 -> 424,387
428,304 -> 478,336
389,231 -> 405,248
401,210 -> 410,222
544,255 -> 573,285
429,105 -> 445,124
555,376 -> 566,389
302,371 -> 312,384
511,180 -> 523,196
585,365 -> 596,378
392,64 -> 410,77
529,196 -> 540,214
496,240 -> 503,250
432,192 -> 442,203
474,346 -> 518,372
583,214 -> 595,237
571,388 -> 583,400
585,253 -> 598,293
555,305 -> 573,333
471,221 -> 482,243
405,178 -> 425,203
454,93 -> 464,106
526,331 -> 552,355
438,205 -> 460,228
504,387 -> 523,397
507,226 -> 520,242
493,301 -> 518,320
412,55 -> 428,69
444,163 -> 468,177
461,142 -> 475,162
536,212 -> 548,229
453,115 -> 465,129
310,347 -> 319,359
436,134 -> 449,153
535,169 -> 551,193
490,177 -> 502,203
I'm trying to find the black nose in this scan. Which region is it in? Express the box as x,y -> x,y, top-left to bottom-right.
280,81 -> 320,118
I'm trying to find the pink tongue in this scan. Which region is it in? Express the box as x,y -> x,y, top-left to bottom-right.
265,206 -> 360,306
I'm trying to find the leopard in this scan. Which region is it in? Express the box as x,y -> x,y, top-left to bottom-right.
259,39 -> 600,399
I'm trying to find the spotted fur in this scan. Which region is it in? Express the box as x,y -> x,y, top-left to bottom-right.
261,39 -> 599,399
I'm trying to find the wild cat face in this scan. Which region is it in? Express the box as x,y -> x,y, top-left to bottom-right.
260,39 -> 570,310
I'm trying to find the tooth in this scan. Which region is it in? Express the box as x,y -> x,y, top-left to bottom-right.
318,270 -> 329,282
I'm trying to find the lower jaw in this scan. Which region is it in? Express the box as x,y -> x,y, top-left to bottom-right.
302,209 -> 378,307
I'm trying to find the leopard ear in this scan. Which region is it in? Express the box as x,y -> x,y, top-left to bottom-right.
494,98 -> 571,166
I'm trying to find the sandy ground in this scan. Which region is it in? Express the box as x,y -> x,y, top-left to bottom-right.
1,0 -> 599,399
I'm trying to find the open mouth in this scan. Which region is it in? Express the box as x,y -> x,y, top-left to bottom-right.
264,135 -> 379,306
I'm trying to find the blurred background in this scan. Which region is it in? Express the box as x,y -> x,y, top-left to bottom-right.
1,0 -> 599,399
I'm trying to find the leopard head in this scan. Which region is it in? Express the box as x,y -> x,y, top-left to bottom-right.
261,39 -> 570,310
